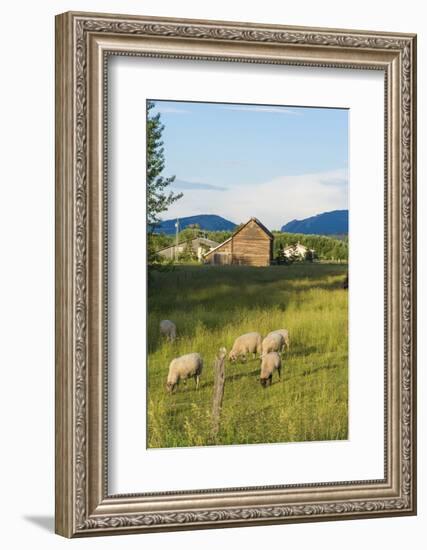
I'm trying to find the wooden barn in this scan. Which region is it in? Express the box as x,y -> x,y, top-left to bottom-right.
203,217 -> 274,266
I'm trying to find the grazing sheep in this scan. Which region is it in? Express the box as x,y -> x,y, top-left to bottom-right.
261,332 -> 284,355
267,329 -> 290,351
228,332 -> 262,362
260,351 -> 282,387
159,319 -> 177,342
166,352 -> 203,393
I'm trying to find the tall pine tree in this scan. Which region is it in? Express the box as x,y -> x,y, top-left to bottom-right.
147,100 -> 182,228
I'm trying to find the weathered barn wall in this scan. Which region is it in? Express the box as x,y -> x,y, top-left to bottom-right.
204,238 -> 232,265
232,219 -> 271,266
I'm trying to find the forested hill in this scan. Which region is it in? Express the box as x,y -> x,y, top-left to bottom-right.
281,210 -> 348,236
157,214 -> 236,234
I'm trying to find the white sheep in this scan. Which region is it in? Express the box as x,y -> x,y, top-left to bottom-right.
228,332 -> 262,362
261,332 -> 284,355
267,328 -> 290,351
260,351 -> 282,387
159,319 -> 177,342
166,352 -> 203,392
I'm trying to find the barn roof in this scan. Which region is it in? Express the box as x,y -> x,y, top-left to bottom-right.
283,243 -> 307,251
282,243 -> 315,253
232,217 -> 274,240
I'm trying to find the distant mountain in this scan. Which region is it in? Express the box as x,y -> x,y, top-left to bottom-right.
281,210 -> 348,236
156,214 -> 237,234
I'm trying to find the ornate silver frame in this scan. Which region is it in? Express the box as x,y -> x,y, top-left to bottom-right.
55,11 -> 417,537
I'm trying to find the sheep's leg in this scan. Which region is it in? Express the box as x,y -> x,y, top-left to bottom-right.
278,366 -> 282,380
195,375 -> 199,390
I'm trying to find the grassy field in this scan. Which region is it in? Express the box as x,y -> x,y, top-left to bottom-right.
147,263 -> 348,448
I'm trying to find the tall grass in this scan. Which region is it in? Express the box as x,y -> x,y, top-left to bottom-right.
147,263 -> 348,448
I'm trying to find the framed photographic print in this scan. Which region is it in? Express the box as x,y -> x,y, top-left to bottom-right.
55,11 -> 417,537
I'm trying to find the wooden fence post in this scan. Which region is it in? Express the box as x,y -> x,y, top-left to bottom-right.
212,347 -> 226,439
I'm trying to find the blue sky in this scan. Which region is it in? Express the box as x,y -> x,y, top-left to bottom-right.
150,100 -> 348,230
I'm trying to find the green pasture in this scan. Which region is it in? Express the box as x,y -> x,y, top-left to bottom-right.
147,263 -> 348,448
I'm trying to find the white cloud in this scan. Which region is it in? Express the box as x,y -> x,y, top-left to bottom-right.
164,169 -> 348,230
154,103 -> 300,116
172,179 -> 227,191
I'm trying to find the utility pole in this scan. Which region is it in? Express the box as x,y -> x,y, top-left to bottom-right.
175,218 -> 179,261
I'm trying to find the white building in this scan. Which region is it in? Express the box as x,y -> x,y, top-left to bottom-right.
282,242 -> 314,260
156,237 -> 220,261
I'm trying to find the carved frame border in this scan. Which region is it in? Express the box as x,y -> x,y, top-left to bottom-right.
55,12 -> 416,537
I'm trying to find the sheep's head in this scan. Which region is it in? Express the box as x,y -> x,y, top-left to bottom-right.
166,382 -> 175,393
228,350 -> 237,362
260,377 -> 268,388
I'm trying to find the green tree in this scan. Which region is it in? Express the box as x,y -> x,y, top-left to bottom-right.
147,100 -> 182,228
146,101 -> 182,272
178,241 -> 197,263
178,228 -> 200,242
306,248 -> 315,262
276,242 -> 284,264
